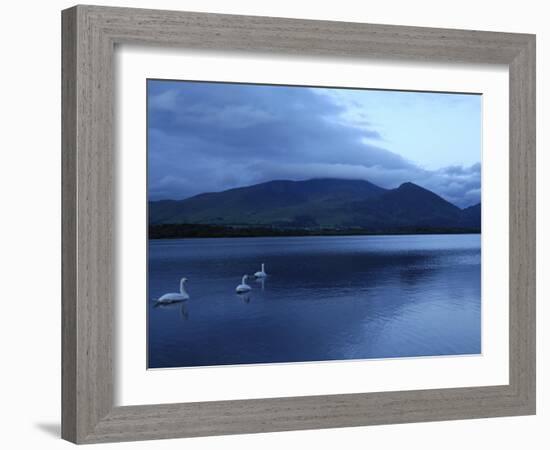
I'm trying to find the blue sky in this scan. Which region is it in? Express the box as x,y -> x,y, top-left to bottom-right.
148,80 -> 481,208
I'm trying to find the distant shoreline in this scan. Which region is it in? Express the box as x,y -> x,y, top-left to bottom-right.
149,223 -> 481,240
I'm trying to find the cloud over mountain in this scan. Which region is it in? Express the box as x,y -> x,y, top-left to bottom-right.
148,80 -> 481,208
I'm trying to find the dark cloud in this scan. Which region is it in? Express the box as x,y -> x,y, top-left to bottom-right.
148,81 -> 480,208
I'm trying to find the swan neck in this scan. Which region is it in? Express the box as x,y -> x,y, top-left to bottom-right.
180,278 -> 187,295
261,263 -> 265,272
242,275 -> 247,284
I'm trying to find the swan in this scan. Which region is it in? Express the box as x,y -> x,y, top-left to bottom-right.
235,275 -> 252,293
254,263 -> 267,278
156,277 -> 190,304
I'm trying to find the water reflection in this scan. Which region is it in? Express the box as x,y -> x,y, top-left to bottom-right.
236,292 -> 251,303
254,277 -> 266,290
148,234 -> 481,368
179,303 -> 189,320
398,264 -> 435,286
153,299 -> 189,321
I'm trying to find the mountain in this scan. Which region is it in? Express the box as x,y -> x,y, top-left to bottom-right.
340,181 -> 465,229
459,203 -> 481,228
149,178 -> 481,234
149,179 -> 386,227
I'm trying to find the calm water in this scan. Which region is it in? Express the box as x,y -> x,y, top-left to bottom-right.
148,234 -> 481,368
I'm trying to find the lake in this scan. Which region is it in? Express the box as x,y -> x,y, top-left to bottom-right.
148,234 -> 481,368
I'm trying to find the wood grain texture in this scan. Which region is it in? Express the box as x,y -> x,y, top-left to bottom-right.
61,4 -> 536,444
61,7 -> 77,443
508,36 -> 536,408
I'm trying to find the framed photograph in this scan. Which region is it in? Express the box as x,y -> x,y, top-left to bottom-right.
62,5 -> 536,444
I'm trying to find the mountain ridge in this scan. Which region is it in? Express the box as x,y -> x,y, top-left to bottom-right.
149,178 -> 480,235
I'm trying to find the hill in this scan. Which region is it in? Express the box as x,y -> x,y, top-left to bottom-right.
148,178 -> 481,237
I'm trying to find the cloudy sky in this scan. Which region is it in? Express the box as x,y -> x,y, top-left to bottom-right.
147,80 -> 481,208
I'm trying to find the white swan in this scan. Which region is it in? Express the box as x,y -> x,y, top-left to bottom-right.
157,277 -> 190,303
254,263 -> 267,278
235,275 -> 251,293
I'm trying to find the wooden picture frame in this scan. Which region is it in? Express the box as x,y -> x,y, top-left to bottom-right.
62,5 -> 536,444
